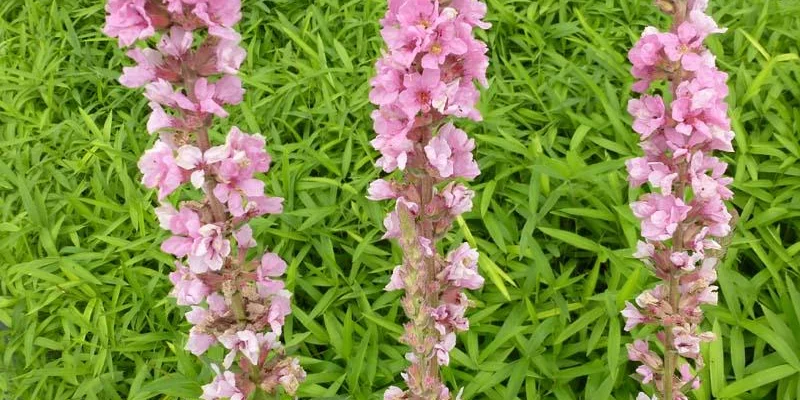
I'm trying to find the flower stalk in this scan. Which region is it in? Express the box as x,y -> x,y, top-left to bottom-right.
368,0 -> 491,398
622,1 -> 735,399
102,0 -> 305,398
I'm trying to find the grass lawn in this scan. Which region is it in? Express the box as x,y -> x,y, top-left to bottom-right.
1,0 -> 799,398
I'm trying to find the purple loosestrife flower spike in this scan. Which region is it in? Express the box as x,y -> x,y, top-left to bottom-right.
622,1 -> 735,399
104,1 -> 306,397
369,0 -> 490,398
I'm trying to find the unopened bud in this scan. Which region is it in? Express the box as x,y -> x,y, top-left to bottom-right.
654,0 -> 676,14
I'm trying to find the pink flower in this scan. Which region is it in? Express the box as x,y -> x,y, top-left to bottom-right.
633,240 -> 655,259
259,252 -> 287,278
452,0 -> 491,29
185,306 -> 210,325
233,224 -> 256,249
277,357 -> 306,395
680,363 -> 702,389
175,145 -> 210,188
631,194 -> 691,241
441,182 -> 474,215
421,21 -> 468,69
444,243 -> 484,290
441,80 -> 482,121
158,26 -> 194,58
697,195 -> 732,237
120,48 -> 162,88
673,326 -> 701,358
267,290 -> 292,335
370,59 -> 404,106
385,265 -> 405,291
191,0 -> 243,41
209,128 -> 274,217
193,78 -> 230,117
218,330 -> 277,368
367,179 -> 398,201
146,102 -> 176,134
201,364 -> 245,400
160,206 -> 202,257
138,140 -> 186,199
103,0 -> 155,47
186,327 -> 216,356
628,28 -> 666,92
396,0 -> 439,30
424,123 -> 479,179
660,24 -> 706,70
384,386 -> 406,400
628,95 -> 666,138
434,332 -> 456,366
187,224 -> 232,273
636,365 -> 654,383
145,79 -> 195,109
207,293 -> 230,315
216,40 -> 246,75
621,301 -> 646,331
431,300 -> 469,335
461,38 -> 490,87
371,106 -> 415,172
626,157 -> 651,187
398,69 -> 447,117
168,262 -> 211,305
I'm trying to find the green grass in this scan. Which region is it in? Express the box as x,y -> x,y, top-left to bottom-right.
1,0 -> 799,398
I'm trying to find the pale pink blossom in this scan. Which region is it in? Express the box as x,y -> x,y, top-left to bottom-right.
201,364 -> 244,400
103,0 -> 156,47
424,123 -> 479,179
138,140 -> 186,199
444,243 -> 484,290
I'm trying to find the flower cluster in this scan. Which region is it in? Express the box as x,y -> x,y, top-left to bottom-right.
104,1 -> 305,397
622,1 -> 734,399
369,0 -> 490,398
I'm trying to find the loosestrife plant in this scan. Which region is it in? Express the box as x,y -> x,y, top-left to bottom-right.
621,1 -> 735,399
103,1 -> 305,397
368,0 -> 490,398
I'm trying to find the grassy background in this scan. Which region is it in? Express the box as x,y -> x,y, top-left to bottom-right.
1,0 -> 799,398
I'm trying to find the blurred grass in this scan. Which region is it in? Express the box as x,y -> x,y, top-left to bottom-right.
1,0 -> 799,399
